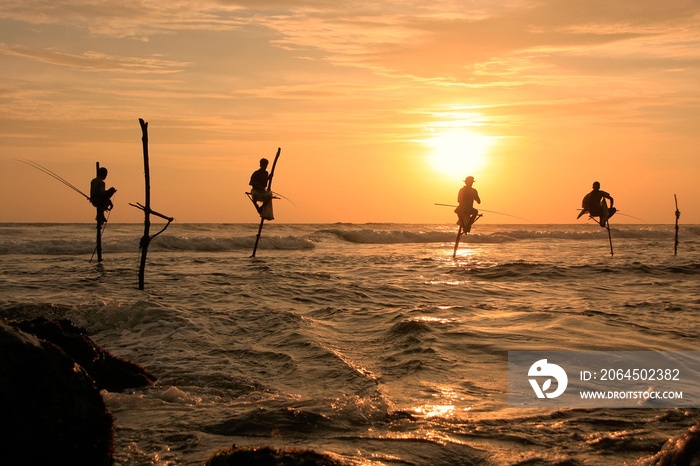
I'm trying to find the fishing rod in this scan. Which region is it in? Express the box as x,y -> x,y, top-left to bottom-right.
271,190 -> 297,208
16,158 -> 91,201
435,203 -> 531,222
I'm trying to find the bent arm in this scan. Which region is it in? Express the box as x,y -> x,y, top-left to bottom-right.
605,193 -> 614,208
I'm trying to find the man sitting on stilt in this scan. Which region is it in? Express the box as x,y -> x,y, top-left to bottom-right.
249,158 -> 274,221
90,167 -> 116,223
455,176 -> 481,232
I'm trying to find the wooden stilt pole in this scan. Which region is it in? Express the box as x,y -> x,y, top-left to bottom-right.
252,218 -> 265,258
606,222 -> 614,257
674,194 -> 680,256
452,225 -> 462,259
137,119 -> 151,290
95,161 -> 103,263
132,119 -> 173,290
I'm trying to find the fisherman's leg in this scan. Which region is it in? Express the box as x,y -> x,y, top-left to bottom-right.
456,214 -> 468,231
252,189 -> 272,203
259,191 -> 273,211
465,209 -> 479,232
252,189 -> 274,220
465,216 -> 475,233
251,190 -> 265,213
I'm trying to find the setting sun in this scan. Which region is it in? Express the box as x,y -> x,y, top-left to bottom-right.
424,130 -> 494,181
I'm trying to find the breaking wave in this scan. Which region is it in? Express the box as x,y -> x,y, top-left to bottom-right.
0,223 -> 696,254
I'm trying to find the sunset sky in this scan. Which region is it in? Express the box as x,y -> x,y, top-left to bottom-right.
1,0 -> 698,224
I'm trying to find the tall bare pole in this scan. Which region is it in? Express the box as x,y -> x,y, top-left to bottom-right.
95,161 -> 103,263
131,119 -> 173,290
138,119 -> 150,289
674,195 -> 680,256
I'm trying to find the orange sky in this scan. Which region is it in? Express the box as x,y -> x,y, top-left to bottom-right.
1,1 -> 698,224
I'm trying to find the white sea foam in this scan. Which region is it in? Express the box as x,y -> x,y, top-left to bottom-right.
1,223 -> 695,254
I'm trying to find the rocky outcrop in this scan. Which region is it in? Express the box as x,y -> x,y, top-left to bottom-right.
204,445 -> 350,466
14,317 -> 156,392
637,421 -> 700,466
0,320 -> 115,465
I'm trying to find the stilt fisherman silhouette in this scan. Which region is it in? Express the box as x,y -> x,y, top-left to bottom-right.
90,167 -> 116,223
455,176 -> 481,232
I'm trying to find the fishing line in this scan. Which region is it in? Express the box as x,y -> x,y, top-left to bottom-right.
15,158 -> 91,200
271,190 -> 297,208
615,212 -> 648,223
435,203 -> 531,222
577,209 -> 648,224
576,209 -> 649,223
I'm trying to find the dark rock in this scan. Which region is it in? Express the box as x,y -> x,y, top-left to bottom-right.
204,445 -> 349,466
15,317 -> 156,392
636,421 -> 700,465
0,320 -> 114,465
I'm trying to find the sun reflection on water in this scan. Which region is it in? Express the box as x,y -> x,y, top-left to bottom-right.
415,404 -> 457,418
414,387 -> 473,419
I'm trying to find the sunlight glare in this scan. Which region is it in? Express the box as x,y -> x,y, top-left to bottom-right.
425,130 -> 494,181
415,404 -> 456,418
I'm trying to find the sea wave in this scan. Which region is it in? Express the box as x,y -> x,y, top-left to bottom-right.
149,234 -> 314,252
0,234 -> 315,255
311,228 -> 456,244
446,260 -> 700,281
0,223 -> 697,254
310,225 -> 696,245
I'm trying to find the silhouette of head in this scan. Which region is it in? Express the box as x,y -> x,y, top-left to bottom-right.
98,167 -> 108,179
260,158 -> 269,169
592,181 -> 600,190
465,176 -> 475,185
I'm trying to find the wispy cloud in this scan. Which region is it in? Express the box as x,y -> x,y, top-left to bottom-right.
0,43 -> 190,72
0,0 -> 248,38
5,0 -> 697,85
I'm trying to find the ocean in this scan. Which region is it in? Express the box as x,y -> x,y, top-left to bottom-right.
1,222 -> 698,465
